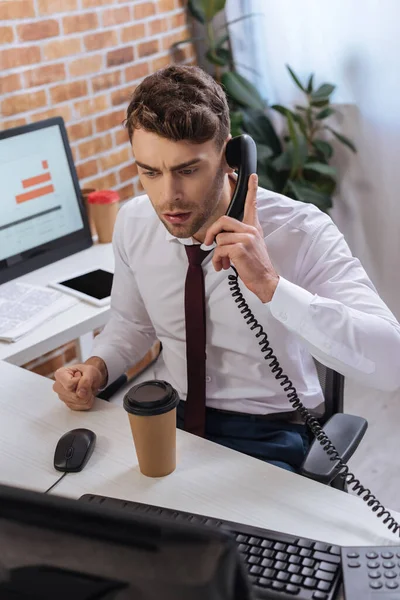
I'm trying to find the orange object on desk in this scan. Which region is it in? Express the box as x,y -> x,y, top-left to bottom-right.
87,190 -> 120,243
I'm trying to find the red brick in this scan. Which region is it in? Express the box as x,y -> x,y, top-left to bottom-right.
2,90 -> 47,117
119,162 -> 138,182
0,26 -> 14,44
125,62 -> 150,82
63,12 -> 98,34
67,120 -> 93,142
121,23 -> 145,43
84,30 -> 117,52
82,0 -> 112,6
118,183 -> 135,201
137,40 -> 159,58
50,80 -> 88,104
107,46 -> 134,67
0,117 -> 27,131
157,0 -> 174,11
95,109 -> 126,132
64,342 -> 77,364
69,54 -> 103,77
149,18 -> 169,36
74,94 -> 109,118
91,70 -> 121,92
162,30 -> 186,50
17,19 -> 59,42
25,63 -> 66,87
169,12 -> 186,28
115,128 -> 130,146
99,146 -> 131,171
0,73 -> 21,94
151,54 -> 170,71
111,86 -> 134,107
31,105 -> 72,123
76,159 -> 98,180
78,134 -> 113,160
0,0 -> 35,19
38,0 -> 77,14
134,1 -> 156,18
102,5 -> 130,26
0,46 -> 40,70
86,172 -> 118,191
44,37 -> 82,60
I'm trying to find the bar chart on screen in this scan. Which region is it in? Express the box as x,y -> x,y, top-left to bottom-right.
15,160 -> 55,205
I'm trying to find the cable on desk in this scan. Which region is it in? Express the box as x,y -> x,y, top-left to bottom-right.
44,472 -> 68,494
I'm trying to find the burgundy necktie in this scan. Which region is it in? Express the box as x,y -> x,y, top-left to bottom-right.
184,245 -> 211,437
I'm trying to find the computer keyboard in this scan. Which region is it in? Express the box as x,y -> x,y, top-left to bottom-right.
80,494 -> 341,600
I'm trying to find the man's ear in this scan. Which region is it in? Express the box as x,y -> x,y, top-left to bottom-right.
222,134 -> 235,174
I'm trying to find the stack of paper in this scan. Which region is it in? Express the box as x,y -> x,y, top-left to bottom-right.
0,281 -> 77,342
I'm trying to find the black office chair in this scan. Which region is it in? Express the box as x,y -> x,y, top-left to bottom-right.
99,346 -> 368,491
300,359 -> 368,490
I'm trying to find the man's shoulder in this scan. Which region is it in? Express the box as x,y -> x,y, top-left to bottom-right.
256,187 -> 330,237
118,193 -> 156,220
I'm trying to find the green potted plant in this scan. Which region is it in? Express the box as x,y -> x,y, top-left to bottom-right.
173,0 -> 356,213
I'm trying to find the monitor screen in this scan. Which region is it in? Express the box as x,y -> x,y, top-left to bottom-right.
0,118 -> 92,284
0,484 -> 252,600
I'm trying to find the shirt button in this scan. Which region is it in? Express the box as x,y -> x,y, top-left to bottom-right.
205,376 -> 211,383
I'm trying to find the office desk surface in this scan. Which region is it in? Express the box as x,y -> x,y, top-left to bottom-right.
1,360 -> 399,551
0,243 -> 114,365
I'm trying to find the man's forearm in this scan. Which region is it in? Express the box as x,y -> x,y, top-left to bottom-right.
85,356 -> 109,389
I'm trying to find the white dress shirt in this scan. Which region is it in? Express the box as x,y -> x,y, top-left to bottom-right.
92,187 -> 400,414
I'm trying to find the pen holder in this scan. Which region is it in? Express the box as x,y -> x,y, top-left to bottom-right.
87,190 -> 120,243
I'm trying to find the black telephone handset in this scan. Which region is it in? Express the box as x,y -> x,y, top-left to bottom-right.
225,134 -> 257,221
225,135 -> 400,538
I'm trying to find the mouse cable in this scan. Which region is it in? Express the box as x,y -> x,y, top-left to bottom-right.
44,472 -> 68,494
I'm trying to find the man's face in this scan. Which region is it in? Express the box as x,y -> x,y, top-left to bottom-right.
131,128 -> 232,240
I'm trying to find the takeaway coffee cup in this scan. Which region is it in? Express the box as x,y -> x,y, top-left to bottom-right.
123,380 -> 180,477
87,190 -> 120,243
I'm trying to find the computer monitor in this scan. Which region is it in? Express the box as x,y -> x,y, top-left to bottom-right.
0,117 -> 93,285
0,484 -> 252,600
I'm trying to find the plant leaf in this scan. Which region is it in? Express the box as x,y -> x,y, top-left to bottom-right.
311,99 -> 330,108
202,0 -> 226,21
256,143 -> 273,162
304,162 -> 337,178
187,0 -> 206,23
286,65 -> 306,92
311,83 -> 336,100
312,140 -> 334,160
257,170 -> 274,189
215,32 -> 229,49
316,107 -> 335,120
287,180 -> 332,212
171,36 -> 205,49
241,108 -> 282,155
206,47 -> 231,66
217,12 -> 263,31
229,110 -> 243,137
325,126 -> 357,153
307,74 -> 314,93
221,72 -> 265,110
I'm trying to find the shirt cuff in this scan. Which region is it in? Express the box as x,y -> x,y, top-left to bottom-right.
268,276 -> 315,332
90,344 -> 125,391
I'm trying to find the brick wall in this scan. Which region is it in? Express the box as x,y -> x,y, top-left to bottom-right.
0,0 -> 196,379
0,0 -> 195,200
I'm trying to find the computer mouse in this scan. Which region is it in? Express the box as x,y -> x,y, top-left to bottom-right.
54,428 -> 96,473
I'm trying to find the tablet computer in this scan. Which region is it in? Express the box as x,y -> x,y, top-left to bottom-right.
49,268 -> 113,307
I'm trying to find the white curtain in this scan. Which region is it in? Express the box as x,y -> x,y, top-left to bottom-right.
226,0 -> 400,320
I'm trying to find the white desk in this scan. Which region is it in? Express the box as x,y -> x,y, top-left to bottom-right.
0,243 -> 114,366
1,360 -> 399,553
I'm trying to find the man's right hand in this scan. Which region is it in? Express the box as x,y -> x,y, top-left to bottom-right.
53,358 -> 107,411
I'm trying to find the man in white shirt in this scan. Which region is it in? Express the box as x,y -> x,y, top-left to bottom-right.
53,65 -> 400,472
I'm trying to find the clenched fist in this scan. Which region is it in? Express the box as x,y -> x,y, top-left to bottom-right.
53,357 -> 107,411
